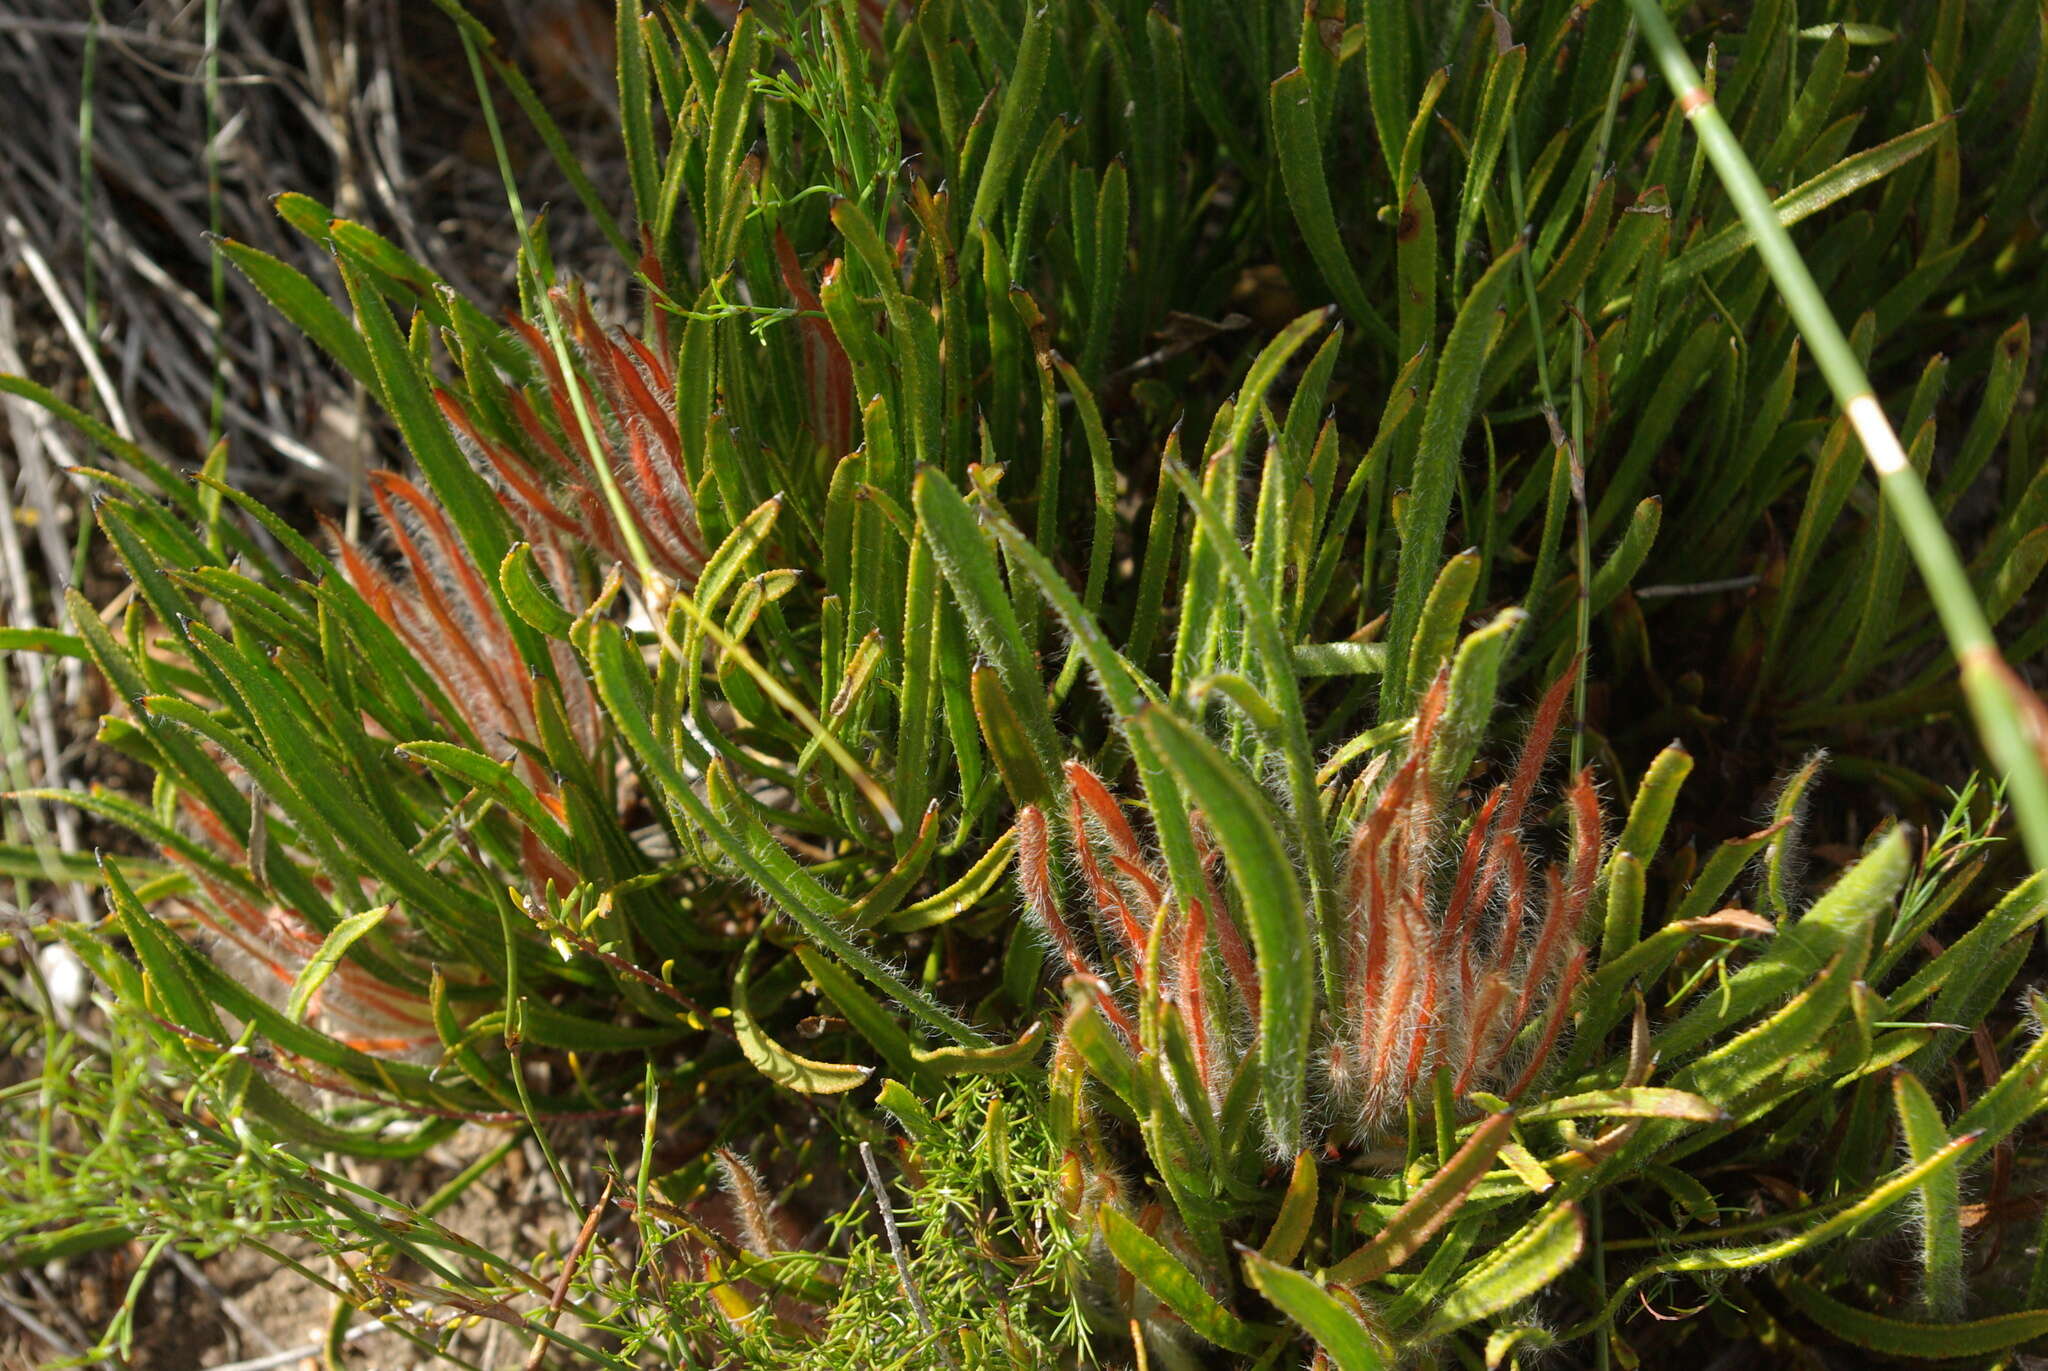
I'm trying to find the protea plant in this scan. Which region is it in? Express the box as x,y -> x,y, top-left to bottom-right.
1025,669 -> 1597,1146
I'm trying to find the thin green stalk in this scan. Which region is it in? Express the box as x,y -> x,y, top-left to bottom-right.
204,0 -> 226,448
453,26 -> 656,591
78,0 -> 103,343
1569,18 -> 1637,782
1502,71 -> 1591,773
1626,0 -> 2048,870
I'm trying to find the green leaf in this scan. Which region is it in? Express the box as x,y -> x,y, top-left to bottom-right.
102,858 -> 225,1042
1588,496 -> 1661,615
1161,459 -> 1335,980
0,375 -> 197,521
1383,245 -> 1521,716
1241,1248 -> 1389,1371
588,623 -> 986,1048
1427,606 -> 1525,803
1132,705 -> 1312,1153
1419,1201 -> 1583,1338
1260,1151 -> 1320,1265
1099,1206 -> 1264,1355
972,664 -> 1056,809
1450,41 -> 1526,298
215,239 -> 377,389
1777,1279 -> 2048,1359
1886,872 -> 2047,1018
1403,550 -> 1480,705
0,627 -> 88,660
875,1078 -> 942,1145
1674,934 -> 1869,1119
394,740 -> 571,854
335,260 -> 514,599
912,1021 -> 1046,1076
1653,829 -> 1908,1068
1795,23 -> 1894,44
1618,743 -> 1693,864
732,958 -> 873,1098
1513,1088 -> 1723,1124
514,999 -> 685,1053
1396,179 -> 1437,364
284,904 -> 392,1024
966,1 -> 1051,259
793,944 -> 928,1089
1359,0 -> 1412,182
1327,1112 -> 1515,1285
499,544 -> 576,638
887,829 -> 1018,932
1892,1070 -> 1965,1318
614,0 -> 660,235
1951,992 -> 2048,1158
914,469 -> 1061,783
1655,114 -> 1954,288
1270,68 -> 1397,350
1599,852 -> 1648,969
1294,642 -> 1390,676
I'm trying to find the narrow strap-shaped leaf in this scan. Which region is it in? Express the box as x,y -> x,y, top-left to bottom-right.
887,829 -> 1018,932
1259,1151 -> 1320,1265
0,627 -> 87,660
1270,68 -> 1397,350
913,1021 -> 1046,1076
1383,246 -> 1520,716
1449,41 -> 1525,299
1652,114 -> 1952,289
1618,742 -> 1693,864
1402,550 -> 1480,707
0,375 -> 199,521
732,1000 -> 872,1095
974,504 -> 1215,955
336,259 -> 516,600
516,999 -> 685,1052
914,469 -> 1062,785
1164,462 -> 1336,985
1672,936 -> 1869,1118
1419,1201 -> 1583,1338
1328,1113 -> 1516,1287
393,740 -> 572,855
1427,606 -> 1524,801
793,945 -> 930,1091
498,544 -> 575,638
1099,1206 -> 1264,1355
1777,1278 -> 2048,1360
1133,705 -> 1313,1153
214,239 -> 377,389
1949,993 -> 2048,1159
284,905 -> 392,1024
1598,852 -> 1647,969
102,857 -> 226,1042
1359,0 -> 1412,182
964,1 -> 1051,270
1884,871 -> 2047,1017
1241,1248 -> 1389,1371
614,0 -> 660,235
1562,1130 -> 1983,1350
973,665 -> 1056,809
1515,1089 -> 1723,1124
1891,1070 -> 1965,1317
